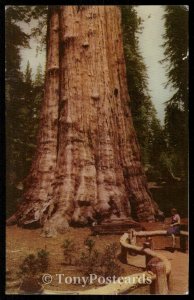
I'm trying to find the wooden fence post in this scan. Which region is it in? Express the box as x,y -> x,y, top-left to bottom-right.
147,257 -> 168,295
180,235 -> 187,253
144,238 -> 153,268
120,244 -> 128,264
128,229 -> 137,256
167,272 -> 173,293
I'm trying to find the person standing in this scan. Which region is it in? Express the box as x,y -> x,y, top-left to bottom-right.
167,208 -> 181,252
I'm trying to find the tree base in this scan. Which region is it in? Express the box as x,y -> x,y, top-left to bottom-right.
91,218 -> 144,235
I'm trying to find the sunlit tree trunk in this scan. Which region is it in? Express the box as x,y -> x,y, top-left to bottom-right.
8,6 -> 159,236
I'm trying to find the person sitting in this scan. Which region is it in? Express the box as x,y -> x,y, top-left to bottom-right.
167,208 -> 181,252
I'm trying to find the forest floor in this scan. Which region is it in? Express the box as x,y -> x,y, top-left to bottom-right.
6,219 -> 188,295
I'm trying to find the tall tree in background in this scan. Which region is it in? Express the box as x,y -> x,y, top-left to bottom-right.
5,6 -> 43,216
161,5 -> 188,179
5,6 -> 29,79
6,6 -> 30,215
24,61 -> 33,85
8,6 -> 159,235
121,6 -> 165,173
34,64 -> 44,87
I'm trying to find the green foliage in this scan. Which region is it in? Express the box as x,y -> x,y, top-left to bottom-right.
161,6 -> 188,179
5,7 -> 29,78
19,249 -> 49,276
79,242 -> 123,279
161,6 -> 188,109
84,238 -> 95,255
19,254 -> 38,276
121,6 -> 165,168
62,238 -> 76,252
62,239 -> 77,265
79,249 -> 102,276
34,64 -> 44,87
30,6 -> 48,50
6,6 -> 30,216
122,6 -> 188,182
6,10 -> 43,216
100,243 -> 123,278
24,61 -> 33,85
37,249 -> 50,272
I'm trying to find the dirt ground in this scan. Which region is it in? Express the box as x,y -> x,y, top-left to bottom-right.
6,219 -> 188,295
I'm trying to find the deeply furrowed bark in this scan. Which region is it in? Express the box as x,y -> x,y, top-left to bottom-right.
9,6 -> 159,236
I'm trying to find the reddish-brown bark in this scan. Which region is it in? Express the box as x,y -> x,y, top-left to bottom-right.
8,6 -> 159,236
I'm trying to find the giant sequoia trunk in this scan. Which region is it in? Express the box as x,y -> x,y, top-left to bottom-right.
8,6 -> 159,236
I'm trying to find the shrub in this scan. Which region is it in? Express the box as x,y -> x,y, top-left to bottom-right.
19,249 -> 49,277
19,249 -> 49,293
84,238 -> 95,255
79,249 -> 102,276
79,242 -> 123,281
37,249 -> 49,272
19,254 -> 38,276
101,243 -> 123,277
62,238 -> 77,265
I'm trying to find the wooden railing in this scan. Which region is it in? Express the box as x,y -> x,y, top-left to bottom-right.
120,229 -> 188,294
